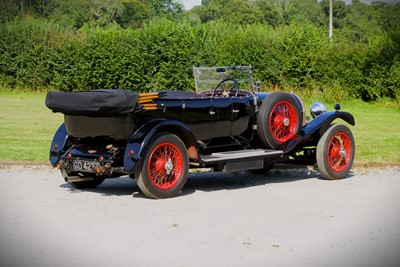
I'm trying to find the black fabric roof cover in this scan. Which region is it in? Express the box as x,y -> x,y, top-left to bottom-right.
45,89 -> 139,116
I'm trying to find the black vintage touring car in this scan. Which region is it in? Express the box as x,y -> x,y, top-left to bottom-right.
46,66 -> 355,199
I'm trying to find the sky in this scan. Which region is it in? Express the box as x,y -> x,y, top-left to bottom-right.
180,0 -> 400,10
181,0 -> 202,10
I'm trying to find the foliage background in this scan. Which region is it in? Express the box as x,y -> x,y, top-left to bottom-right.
0,0 -> 399,102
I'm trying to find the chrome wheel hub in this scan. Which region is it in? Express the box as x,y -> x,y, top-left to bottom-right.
340,147 -> 347,158
165,158 -> 173,175
283,118 -> 290,127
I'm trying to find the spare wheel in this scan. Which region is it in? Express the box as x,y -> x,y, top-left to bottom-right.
257,92 -> 302,149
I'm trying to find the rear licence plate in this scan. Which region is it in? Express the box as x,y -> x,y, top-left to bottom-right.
72,160 -> 100,171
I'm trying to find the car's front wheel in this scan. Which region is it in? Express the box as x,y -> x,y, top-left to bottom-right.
316,124 -> 355,180
137,133 -> 189,199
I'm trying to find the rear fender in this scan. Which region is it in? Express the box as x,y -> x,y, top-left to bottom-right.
49,123 -> 70,166
283,111 -> 355,153
124,119 -> 197,174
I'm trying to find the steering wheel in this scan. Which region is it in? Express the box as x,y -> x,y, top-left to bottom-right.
211,78 -> 240,98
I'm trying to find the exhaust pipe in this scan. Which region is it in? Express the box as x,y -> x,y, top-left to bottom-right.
64,176 -> 95,183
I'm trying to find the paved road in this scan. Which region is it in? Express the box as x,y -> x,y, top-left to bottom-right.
0,166 -> 399,267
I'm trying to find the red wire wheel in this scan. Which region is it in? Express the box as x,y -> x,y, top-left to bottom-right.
137,133 -> 188,199
317,124 -> 355,180
148,142 -> 183,190
257,92 -> 302,149
327,132 -> 352,172
269,100 -> 298,143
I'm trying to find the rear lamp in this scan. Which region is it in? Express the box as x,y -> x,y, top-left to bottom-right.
95,167 -> 105,173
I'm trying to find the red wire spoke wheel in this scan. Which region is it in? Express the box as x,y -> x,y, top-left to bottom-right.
317,124 -> 355,180
137,133 -> 189,199
269,100 -> 298,143
327,132 -> 352,172
257,92 -> 302,149
148,142 -> 183,190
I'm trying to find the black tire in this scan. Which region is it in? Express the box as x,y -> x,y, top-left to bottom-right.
137,133 -> 189,199
68,176 -> 105,189
257,92 -> 302,149
317,124 -> 355,180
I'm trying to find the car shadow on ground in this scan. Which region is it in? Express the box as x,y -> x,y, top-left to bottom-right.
59,166 -> 335,198
59,177 -> 137,196
181,167 -> 320,197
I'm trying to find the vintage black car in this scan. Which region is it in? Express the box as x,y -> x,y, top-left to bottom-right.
46,66 -> 355,199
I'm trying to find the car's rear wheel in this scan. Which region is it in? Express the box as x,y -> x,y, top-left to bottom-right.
316,124 -> 355,180
257,92 -> 302,149
137,133 -> 189,199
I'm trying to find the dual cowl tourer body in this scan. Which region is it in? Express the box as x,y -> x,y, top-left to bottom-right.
46,66 -> 355,198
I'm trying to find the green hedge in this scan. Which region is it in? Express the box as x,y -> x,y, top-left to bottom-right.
1,17 -> 399,101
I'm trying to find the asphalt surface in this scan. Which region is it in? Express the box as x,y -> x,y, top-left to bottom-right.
0,166 -> 399,267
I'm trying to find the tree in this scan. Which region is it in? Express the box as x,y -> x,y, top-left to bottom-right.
320,0 -> 347,29
283,0 -> 324,26
256,0 -> 282,27
117,0 -> 149,28
87,0 -> 124,27
49,0 -> 91,28
343,0 -> 381,41
192,0 -> 225,23
44,0 -> 183,29
222,0 -> 263,25
0,0 -> 20,22
379,3 -> 400,32
148,0 -> 183,18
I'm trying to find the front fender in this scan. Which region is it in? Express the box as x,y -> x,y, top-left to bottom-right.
49,123 -> 70,166
123,119 -> 196,174
283,111 -> 355,153
305,110 -> 355,133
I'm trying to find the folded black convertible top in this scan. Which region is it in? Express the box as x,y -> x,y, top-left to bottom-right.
45,90 -> 139,116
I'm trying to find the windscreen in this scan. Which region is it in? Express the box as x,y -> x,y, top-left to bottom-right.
193,66 -> 254,93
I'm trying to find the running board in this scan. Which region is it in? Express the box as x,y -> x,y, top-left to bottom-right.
200,149 -> 283,164
198,149 -> 282,170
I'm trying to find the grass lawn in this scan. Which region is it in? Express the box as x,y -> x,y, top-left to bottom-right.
0,91 -> 63,162
0,91 -> 399,166
310,99 -> 400,166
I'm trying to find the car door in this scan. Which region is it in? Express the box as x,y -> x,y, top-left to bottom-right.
210,98 -> 232,138
183,98 -> 213,141
231,96 -> 252,136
